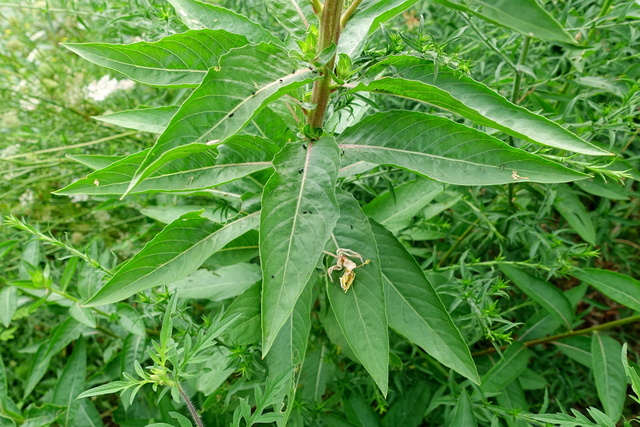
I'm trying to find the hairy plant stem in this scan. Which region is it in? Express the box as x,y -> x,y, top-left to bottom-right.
178,384 -> 205,427
472,314 -> 640,357
307,0 -> 343,129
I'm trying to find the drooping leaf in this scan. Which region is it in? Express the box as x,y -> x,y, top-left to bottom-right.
69,304 -> 96,328
0,287 -> 17,328
266,277 -> 314,426
370,220 -> 479,384
77,382 -> 131,399
499,265 -> 573,330
52,338 -> 86,427
554,336 -> 592,368
350,56 -> 609,155
573,269 -> 640,312
338,111 -> 588,186
94,106 -> 179,134
84,211 -> 259,306
264,0 -> 316,41
553,185 -> 596,245
591,333 -> 626,422
261,138 -> 340,354
126,43 -> 320,194
167,0 -> 281,45
480,342 -> 531,395
339,0 -> 420,57
449,391 -> 478,427
327,191 -> 388,396
64,30 -> 248,87
432,0 -> 576,44
56,135 -> 278,196
121,333 -> 147,376
24,318 -> 85,397
0,354 -> 8,410
170,263 -> 261,300
363,178 -> 443,234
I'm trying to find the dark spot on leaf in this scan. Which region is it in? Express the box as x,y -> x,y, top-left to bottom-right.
298,168 -> 304,174
228,113 -> 234,117
279,79 -> 283,83
271,275 -> 275,278
350,225 -> 354,229
302,144 -> 307,149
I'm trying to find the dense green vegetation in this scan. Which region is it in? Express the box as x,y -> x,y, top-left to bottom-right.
1,0 -> 639,426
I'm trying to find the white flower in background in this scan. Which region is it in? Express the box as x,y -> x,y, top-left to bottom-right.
0,144 -> 21,158
19,97 -> 40,111
69,194 -> 89,203
84,75 -> 135,102
19,189 -> 35,207
26,49 -> 39,62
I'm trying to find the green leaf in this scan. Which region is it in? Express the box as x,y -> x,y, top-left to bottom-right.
94,106 -> 178,134
338,111 -> 588,186
126,43 -> 320,194
381,381 -> 431,427
84,211 -> 259,306
327,191 -> 388,396
574,176 -> 629,200
370,220 -> 479,384
499,265 -> 573,330
170,263 -> 261,300
167,0 -> 281,45
553,185 -> 596,245
65,29 -> 248,88
265,276 -> 314,425
264,0 -> 316,41
554,336 -> 592,368
351,56 -> 609,155
450,391 -> 478,427
260,138 -> 340,354
0,287 -> 17,328
220,283 -> 261,345
573,269 -> 640,312
53,338 -> 86,427
121,333 -> 147,376
363,178 -> 443,234
24,318 -> 85,397
339,0 -> 420,57
77,381 -> 131,399
69,304 -> 96,328
591,333 -> 626,422
480,342 -> 531,395
56,135 -> 277,196
0,354 -> 7,410
66,154 -> 122,170
432,0 -> 576,45
622,343 -> 640,405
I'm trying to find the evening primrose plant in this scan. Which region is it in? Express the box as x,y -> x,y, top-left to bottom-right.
3,0 -> 640,425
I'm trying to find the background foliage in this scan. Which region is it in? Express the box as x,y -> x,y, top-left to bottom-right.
1,0 -> 639,426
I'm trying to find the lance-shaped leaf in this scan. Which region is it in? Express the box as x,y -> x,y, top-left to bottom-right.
55,135 -> 278,196
52,338 -> 86,427
433,0 -> 576,45
264,0 -> 316,41
261,138 -> 340,354
553,184 -> 596,245
266,277 -> 314,425
167,0 -> 281,45
480,342 -> 531,395
64,30 -> 248,88
126,43 -> 320,195
573,269 -> 640,312
338,111 -> 588,186
84,211 -> 259,306
328,191 -> 388,396
350,56 -> 609,156
591,333 -> 626,422
500,265 -> 573,330
94,106 -> 179,134
339,0 -> 420,57
370,220 -> 479,384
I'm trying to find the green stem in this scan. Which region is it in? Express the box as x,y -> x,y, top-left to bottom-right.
340,0 -> 364,29
437,221 -> 478,268
310,0 -> 322,16
307,0 -> 343,129
472,314 -> 640,357
511,36 -> 531,104
178,384 -> 204,427
461,13 -> 517,72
